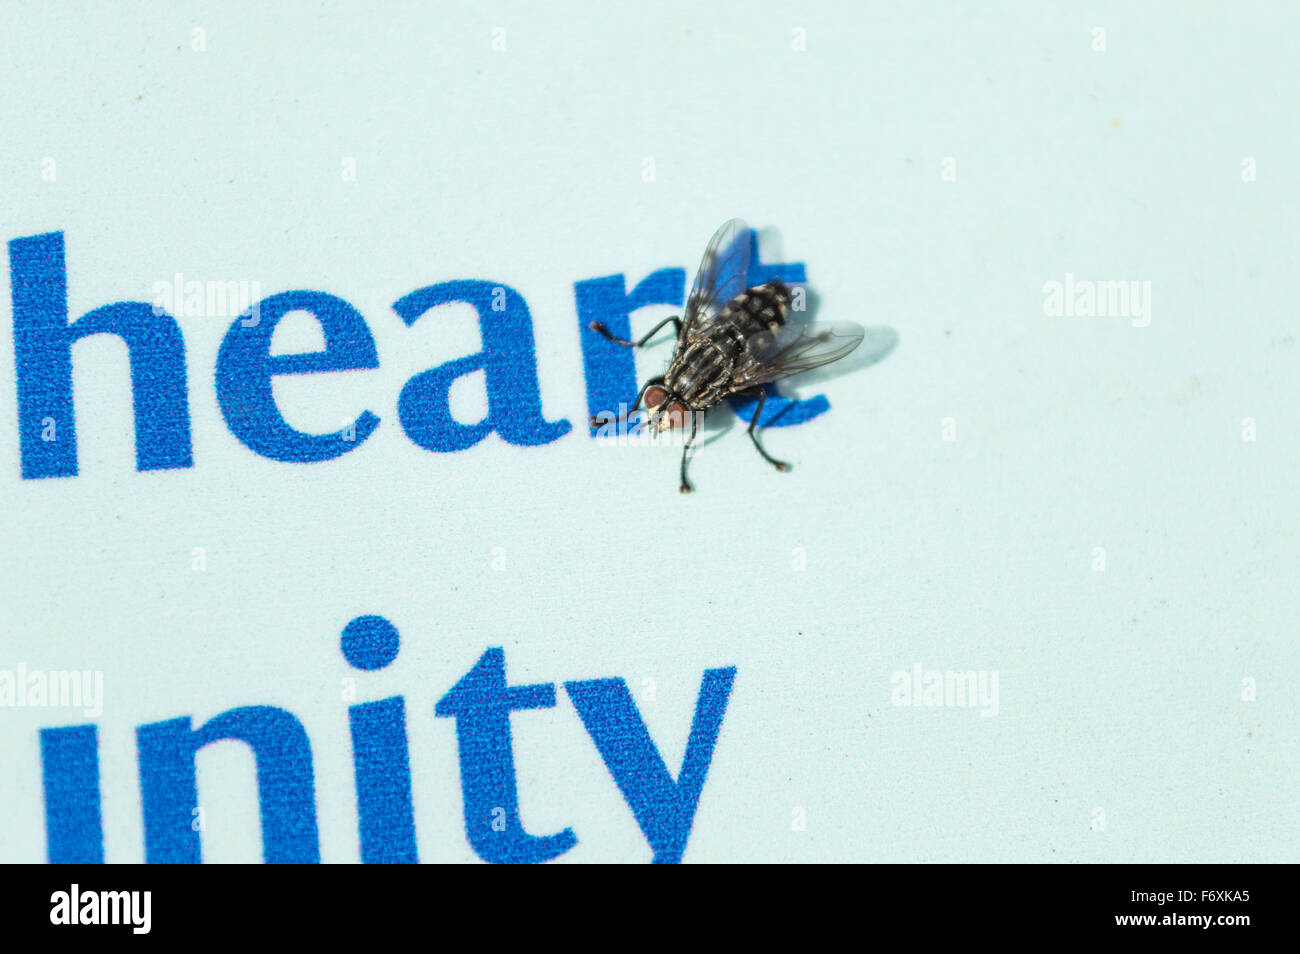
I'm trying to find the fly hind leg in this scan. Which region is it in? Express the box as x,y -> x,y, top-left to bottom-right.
589,316 -> 681,348
744,389 -> 790,473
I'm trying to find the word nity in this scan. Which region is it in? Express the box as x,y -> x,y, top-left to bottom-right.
39,615 -> 737,864
8,230 -> 835,480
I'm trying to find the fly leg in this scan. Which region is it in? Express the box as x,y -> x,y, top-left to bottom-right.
589,316 -> 681,348
679,409 -> 702,493
745,389 -> 790,473
589,376 -> 664,429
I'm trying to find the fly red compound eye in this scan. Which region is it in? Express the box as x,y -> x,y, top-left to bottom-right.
666,402 -> 688,429
643,385 -> 668,409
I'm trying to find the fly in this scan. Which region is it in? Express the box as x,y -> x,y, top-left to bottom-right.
589,219 -> 865,492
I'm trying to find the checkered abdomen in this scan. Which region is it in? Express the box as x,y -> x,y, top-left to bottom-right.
666,281 -> 792,408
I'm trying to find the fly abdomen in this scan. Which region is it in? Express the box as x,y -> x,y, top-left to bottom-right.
668,281 -> 794,407
714,280 -> 791,352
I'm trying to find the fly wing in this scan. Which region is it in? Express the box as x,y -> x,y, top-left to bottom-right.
728,319 -> 866,390
682,219 -> 751,336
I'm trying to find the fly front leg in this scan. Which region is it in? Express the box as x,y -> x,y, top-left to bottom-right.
589,316 -> 682,348
745,389 -> 790,473
589,376 -> 664,428
679,409 -> 702,493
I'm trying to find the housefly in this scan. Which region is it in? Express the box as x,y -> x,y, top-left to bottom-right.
589,219 -> 865,492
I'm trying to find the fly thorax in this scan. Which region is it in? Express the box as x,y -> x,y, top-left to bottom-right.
671,338 -> 733,405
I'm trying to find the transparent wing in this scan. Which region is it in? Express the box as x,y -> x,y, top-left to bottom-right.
682,219 -> 751,335
728,320 -> 866,390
